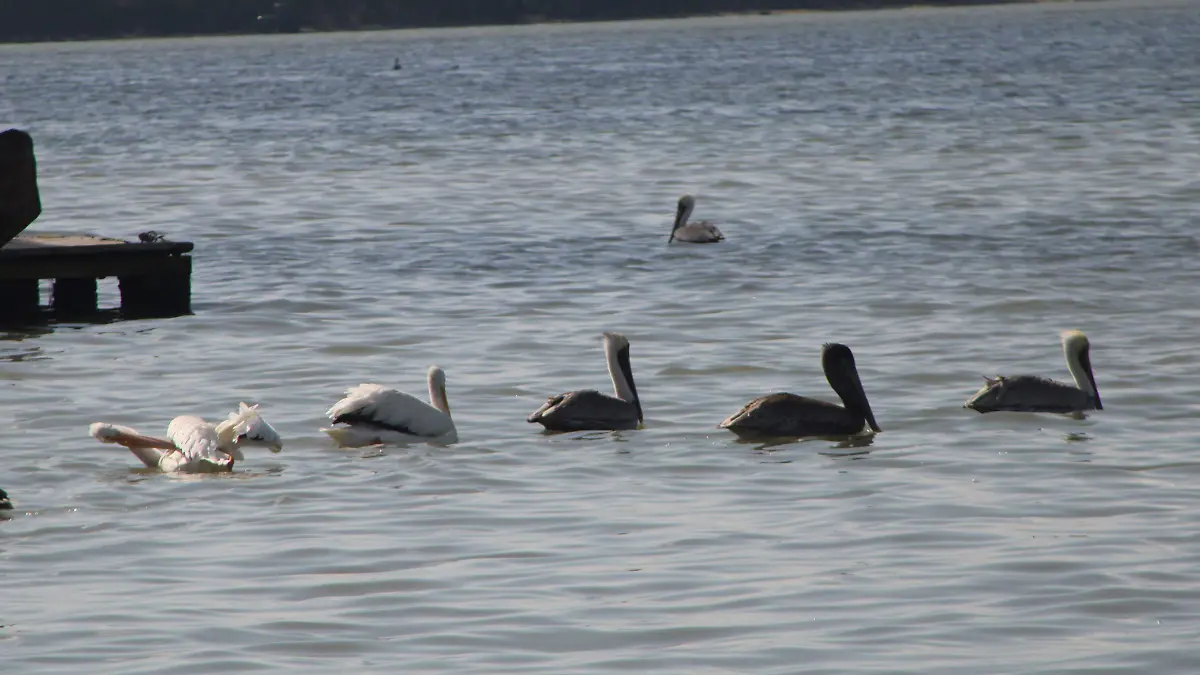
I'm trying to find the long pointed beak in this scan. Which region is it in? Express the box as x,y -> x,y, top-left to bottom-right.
863,406 -> 881,433
668,209 -> 684,243
1080,350 -> 1102,410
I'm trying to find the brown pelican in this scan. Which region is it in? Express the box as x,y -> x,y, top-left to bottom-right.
89,403 -> 283,472
668,195 -> 725,244
528,332 -> 643,431
719,343 -> 881,438
323,366 -> 457,447
964,330 -> 1101,414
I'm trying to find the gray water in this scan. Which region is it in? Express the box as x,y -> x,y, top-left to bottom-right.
3,1 -> 1200,672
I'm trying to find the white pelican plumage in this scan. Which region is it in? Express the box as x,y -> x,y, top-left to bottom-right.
322,365 -> 457,447
720,343 -> 880,438
964,330 -> 1102,415
668,195 -> 724,244
528,332 -> 643,432
89,403 -> 283,473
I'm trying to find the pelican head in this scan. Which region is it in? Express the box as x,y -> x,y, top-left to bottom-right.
1061,330 -> 1101,409
669,194 -> 696,243
603,331 -> 643,423
227,403 -> 284,453
428,365 -> 451,416
821,343 -> 880,433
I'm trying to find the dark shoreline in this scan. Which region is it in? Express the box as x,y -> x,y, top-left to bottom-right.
1,0 -> 1037,45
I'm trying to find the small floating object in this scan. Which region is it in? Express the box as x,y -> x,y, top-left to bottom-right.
322,366 -> 457,447
0,488 -> 12,510
393,58 -> 402,71
89,403 -> 282,473
964,330 -> 1102,415
668,195 -> 724,244
528,332 -> 643,432
720,343 -> 880,439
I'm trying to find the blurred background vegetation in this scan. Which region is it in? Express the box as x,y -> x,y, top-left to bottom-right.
0,0 -> 1010,42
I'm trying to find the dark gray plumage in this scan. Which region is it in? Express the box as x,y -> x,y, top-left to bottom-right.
964,375 -> 1097,414
528,332 -> 643,432
527,389 -> 640,431
720,343 -> 880,439
668,195 -> 724,244
964,330 -> 1101,414
0,488 -> 13,510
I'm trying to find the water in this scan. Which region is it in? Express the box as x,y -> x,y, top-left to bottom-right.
3,1 -> 1200,671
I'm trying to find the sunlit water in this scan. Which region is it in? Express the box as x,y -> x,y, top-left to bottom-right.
3,1 -> 1200,672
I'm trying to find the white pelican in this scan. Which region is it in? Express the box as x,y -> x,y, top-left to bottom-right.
720,343 -> 881,438
668,195 -> 725,244
89,403 -> 283,473
964,330 -> 1102,414
528,332 -> 643,431
322,365 -> 457,447
0,488 -> 11,510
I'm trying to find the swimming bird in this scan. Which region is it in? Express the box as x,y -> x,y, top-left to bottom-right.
0,489 -> 11,510
89,403 -> 283,472
528,332 -> 643,431
720,343 -> 881,438
322,366 -> 457,447
668,195 -> 724,244
964,330 -> 1101,415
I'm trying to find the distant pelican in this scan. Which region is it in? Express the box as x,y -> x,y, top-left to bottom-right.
668,195 -> 725,244
528,332 -> 643,431
89,403 -> 283,473
0,488 -> 11,510
964,330 -> 1102,415
720,343 -> 881,438
322,366 -> 457,447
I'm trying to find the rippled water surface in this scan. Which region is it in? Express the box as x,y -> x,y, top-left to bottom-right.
3,1 -> 1200,672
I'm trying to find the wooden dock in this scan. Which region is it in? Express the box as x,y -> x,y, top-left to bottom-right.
0,233 -> 193,322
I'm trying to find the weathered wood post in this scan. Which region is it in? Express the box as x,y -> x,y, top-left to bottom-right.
119,255 -> 192,318
52,277 -> 99,314
0,129 -> 43,320
0,129 -> 41,248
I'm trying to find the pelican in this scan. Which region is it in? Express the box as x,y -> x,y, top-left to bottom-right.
89,403 -> 283,473
964,330 -> 1102,414
720,343 -> 881,438
668,195 -> 725,244
528,332 -> 643,431
322,365 -> 457,447
0,488 -> 11,510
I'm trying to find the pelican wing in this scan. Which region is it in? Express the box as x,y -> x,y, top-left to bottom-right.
527,389 -> 639,431
720,393 -> 861,437
327,384 -> 454,438
90,422 -> 179,469
674,222 -> 724,243
964,375 -> 1095,414
165,415 -> 235,471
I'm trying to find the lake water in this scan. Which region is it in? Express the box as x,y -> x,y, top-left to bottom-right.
3,1 -> 1200,671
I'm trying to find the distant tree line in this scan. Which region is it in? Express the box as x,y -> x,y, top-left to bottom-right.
0,0 -> 1011,42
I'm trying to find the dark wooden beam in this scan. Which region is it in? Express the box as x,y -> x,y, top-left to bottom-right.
119,256 -> 192,318
0,279 -> 39,321
52,277 -> 99,313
